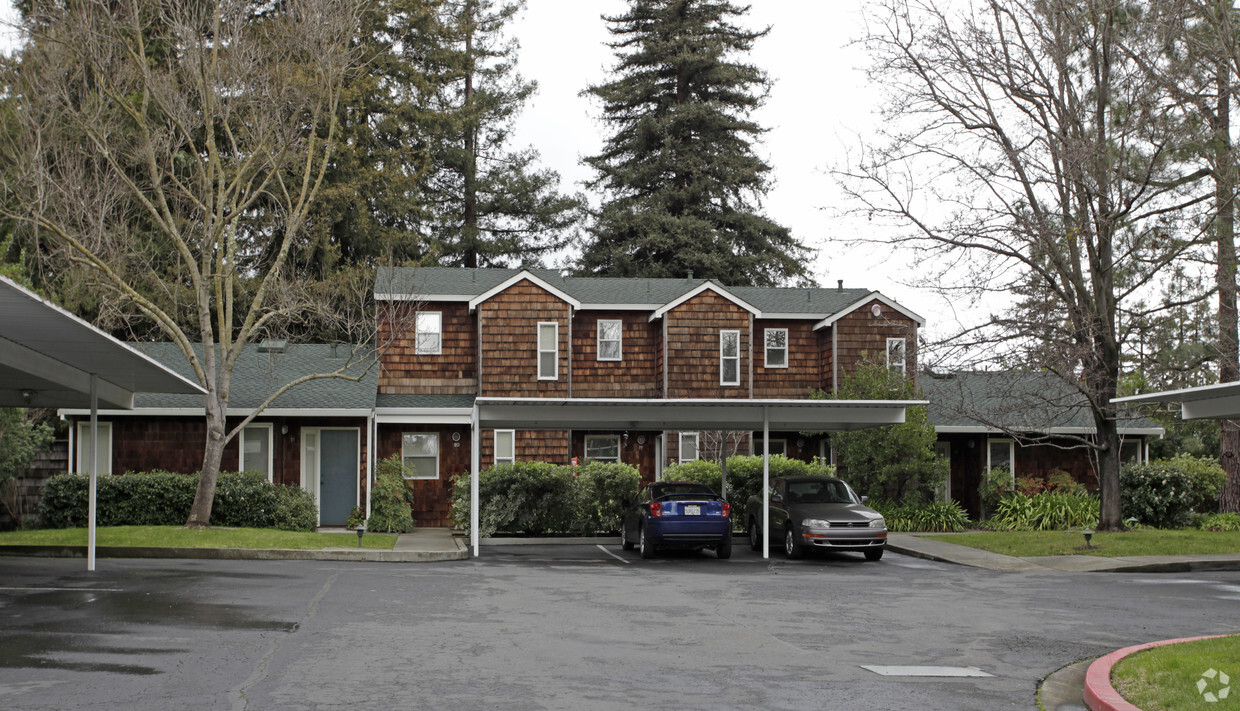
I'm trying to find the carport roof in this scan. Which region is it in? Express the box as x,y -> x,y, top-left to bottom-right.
0,277 -> 204,409
1113,381 -> 1240,420
473,397 -> 923,431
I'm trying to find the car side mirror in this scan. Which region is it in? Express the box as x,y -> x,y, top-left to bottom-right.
860,495 -> 869,505
771,494 -> 783,504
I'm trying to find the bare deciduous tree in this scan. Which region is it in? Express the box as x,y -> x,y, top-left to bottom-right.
839,0 -> 1207,529
0,0 -> 375,527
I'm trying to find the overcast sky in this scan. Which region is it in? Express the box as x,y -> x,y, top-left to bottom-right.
0,1 -> 957,340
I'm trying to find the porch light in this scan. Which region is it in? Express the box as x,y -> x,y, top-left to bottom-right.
1082,530 -> 1093,548
357,523 -> 366,548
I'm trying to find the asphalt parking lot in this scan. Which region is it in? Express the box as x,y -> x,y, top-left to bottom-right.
2,546 -> 1239,710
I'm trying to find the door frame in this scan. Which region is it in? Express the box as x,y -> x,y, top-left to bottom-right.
301,426 -> 361,526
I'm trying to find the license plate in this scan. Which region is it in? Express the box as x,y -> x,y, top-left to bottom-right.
683,505 -> 701,516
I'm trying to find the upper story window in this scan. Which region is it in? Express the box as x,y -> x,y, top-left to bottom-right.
538,322 -> 558,380
415,312 -> 442,355
765,328 -> 788,368
720,330 -> 740,386
886,337 -> 907,375
495,430 -> 515,466
597,319 -> 622,361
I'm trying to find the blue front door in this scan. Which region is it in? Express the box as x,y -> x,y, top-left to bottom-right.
319,429 -> 358,526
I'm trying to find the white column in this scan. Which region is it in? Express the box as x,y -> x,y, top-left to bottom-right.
762,405 -> 770,560
88,373 -> 98,572
471,405 -> 480,557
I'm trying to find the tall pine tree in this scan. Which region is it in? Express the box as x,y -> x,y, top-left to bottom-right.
579,0 -> 810,287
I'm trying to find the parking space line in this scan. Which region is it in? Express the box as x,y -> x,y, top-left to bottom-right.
0,586 -> 124,592
596,545 -> 630,564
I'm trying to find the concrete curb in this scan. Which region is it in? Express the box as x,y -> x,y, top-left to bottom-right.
1082,635 -> 1228,711
0,543 -> 470,563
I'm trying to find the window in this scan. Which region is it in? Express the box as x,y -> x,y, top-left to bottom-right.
679,432 -> 699,463
597,319 -> 622,361
987,438 -> 1015,479
1120,438 -> 1145,465
765,328 -> 788,368
495,430 -> 515,465
241,424 -> 273,481
720,330 -> 740,386
538,322 -> 558,380
886,337 -> 907,375
755,438 -> 787,456
402,433 -> 439,479
585,434 -> 620,462
415,312 -> 442,355
934,441 -> 952,501
75,421 -> 112,475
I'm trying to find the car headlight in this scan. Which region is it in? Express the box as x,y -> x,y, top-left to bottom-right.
800,518 -> 831,529
869,517 -> 886,529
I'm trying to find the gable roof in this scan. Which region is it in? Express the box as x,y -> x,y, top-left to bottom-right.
648,281 -> 760,321
374,267 -> 902,323
467,270 -> 581,311
923,371 -> 1163,435
814,292 -> 925,329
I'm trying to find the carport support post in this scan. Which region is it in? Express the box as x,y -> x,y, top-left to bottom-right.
88,373 -> 98,572
470,405 -> 480,557
762,405 -> 770,560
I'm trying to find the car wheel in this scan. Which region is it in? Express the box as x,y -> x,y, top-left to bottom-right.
865,547 -> 884,561
620,522 -> 635,551
717,533 -> 733,560
639,525 -> 655,559
784,526 -> 804,560
748,519 -> 761,552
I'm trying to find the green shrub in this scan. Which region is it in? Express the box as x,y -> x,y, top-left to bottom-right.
452,461 -> 577,537
989,492 -> 1099,531
870,499 -> 969,532
978,467 -> 1014,520
1159,454 -> 1226,513
662,459 -> 722,492
1198,513 -> 1240,532
569,461 -> 641,534
37,470 -> 317,531
1016,470 -> 1087,496
366,456 -> 416,533
1121,462 -> 1196,529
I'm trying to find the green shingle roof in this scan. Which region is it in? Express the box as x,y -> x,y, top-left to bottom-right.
922,371 -> 1162,434
374,267 -> 879,317
131,343 -> 378,410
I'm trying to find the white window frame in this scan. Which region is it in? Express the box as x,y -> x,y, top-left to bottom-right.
720,330 -> 741,386
1120,437 -> 1146,465
240,423 -> 274,482
764,328 -> 788,369
75,421 -> 113,475
585,434 -> 621,462
495,429 -> 515,466
754,437 -> 787,457
538,321 -> 558,380
597,319 -> 623,362
401,433 -> 440,480
679,432 -> 700,463
886,337 -> 907,375
415,311 -> 442,355
987,437 -> 1016,478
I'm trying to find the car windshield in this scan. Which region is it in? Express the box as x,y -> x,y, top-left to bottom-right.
786,480 -> 855,505
653,483 -> 716,500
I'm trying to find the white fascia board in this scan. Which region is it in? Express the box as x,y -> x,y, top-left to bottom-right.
649,282 -> 760,322
814,292 -> 926,330
375,293 -> 471,302
375,409 -> 474,425
468,270 -> 581,311
59,407 -> 373,418
934,425 -> 1164,436
578,303 -> 663,311
758,313 -> 828,320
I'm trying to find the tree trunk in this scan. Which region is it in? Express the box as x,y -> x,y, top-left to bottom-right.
185,399 -> 227,528
1214,55 -> 1240,514
462,1 -> 479,268
1096,417 -> 1124,530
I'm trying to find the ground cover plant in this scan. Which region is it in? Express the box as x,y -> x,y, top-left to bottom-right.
987,492 -> 1099,531
922,529 -> 1240,558
1112,635 -> 1240,710
870,500 -> 969,532
0,526 -> 397,550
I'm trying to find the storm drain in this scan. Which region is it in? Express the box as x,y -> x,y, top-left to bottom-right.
861,665 -> 994,678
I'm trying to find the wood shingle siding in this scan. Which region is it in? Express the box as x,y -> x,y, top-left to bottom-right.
378,301 -> 476,394
571,311 -> 661,398
832,300 -> 918,388
753,319 -> 823,399
477,280 -> 571,397
664,290 -> 752,398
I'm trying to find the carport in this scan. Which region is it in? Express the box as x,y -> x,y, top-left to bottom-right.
468,396 -> 925,559
1114,382 -> 1240,420
0,276 -> 205,570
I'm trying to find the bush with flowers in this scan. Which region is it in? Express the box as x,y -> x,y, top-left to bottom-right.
1120,461 -> 1195,529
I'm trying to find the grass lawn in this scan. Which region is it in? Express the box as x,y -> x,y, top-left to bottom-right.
1112,635 -> 1240,710
0,526 -> 397,550
921,529 -> 1240,558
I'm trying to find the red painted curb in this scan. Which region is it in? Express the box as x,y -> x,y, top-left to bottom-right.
1083,635 -> 1229,711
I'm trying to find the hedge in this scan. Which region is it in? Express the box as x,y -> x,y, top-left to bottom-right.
38,470 -> 318,531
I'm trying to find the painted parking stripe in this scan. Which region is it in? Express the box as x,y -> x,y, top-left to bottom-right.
596,545 -> 631,564
0,586 -> 124,593
861,665 -> 994,677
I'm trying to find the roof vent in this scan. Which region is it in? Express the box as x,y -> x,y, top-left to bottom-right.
687,270 -> 694,281
837,280 -> 843,292
257,339 -> 287,354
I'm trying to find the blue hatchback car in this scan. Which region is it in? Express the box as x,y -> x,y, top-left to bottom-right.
620,481 -> 732,559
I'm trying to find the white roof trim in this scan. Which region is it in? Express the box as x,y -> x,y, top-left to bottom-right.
1114,381 -> 1240,420
376,408 -> 473,425
814,292 -> 926,330
649,282 -> 761,322
60,407 -> 373,418
578,303 -> 663,311
468,270 -> 581,311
